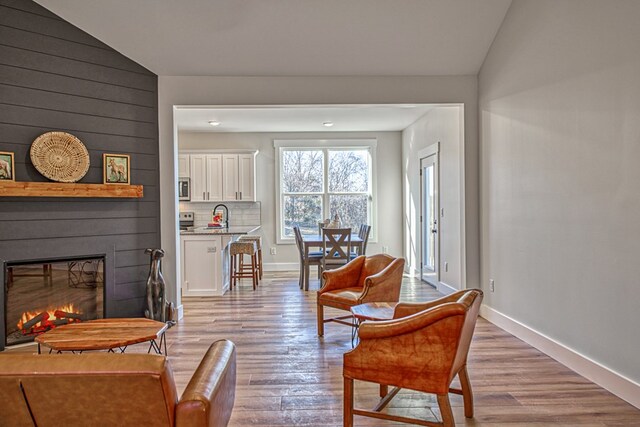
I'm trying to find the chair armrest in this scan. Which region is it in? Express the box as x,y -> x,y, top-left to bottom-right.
318,256 -> 365,295
393,290 -> 468,318
358,303 -> 465,340
359,258 -> 405,303
176,340 -> 236,427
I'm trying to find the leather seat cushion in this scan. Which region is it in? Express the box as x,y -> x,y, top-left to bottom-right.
319,287 -> 363,310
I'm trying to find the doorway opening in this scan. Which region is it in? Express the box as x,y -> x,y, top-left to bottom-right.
420,150 -> 439,286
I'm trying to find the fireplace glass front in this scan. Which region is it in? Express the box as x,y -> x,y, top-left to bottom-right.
4,256 -> 105,347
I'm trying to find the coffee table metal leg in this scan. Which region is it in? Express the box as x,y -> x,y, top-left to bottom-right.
351,317 -> 360,348
148,337 -> 165,355
162,333 -> 167,355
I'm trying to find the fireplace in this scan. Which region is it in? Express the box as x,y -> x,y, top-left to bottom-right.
4,256 -> 105,347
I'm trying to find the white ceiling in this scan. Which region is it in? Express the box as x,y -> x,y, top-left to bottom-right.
175,105 -> 437,132
35,0 -> 512,76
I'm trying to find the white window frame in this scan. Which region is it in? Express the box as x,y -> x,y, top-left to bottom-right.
274,139 -> 377,244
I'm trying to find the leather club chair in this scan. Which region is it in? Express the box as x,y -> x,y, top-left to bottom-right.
343,289 -> 484,427
0,340 -> 236,427
317,254 -> 405,336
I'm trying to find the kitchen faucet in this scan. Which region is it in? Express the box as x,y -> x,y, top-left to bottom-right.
213,204 -> 229,228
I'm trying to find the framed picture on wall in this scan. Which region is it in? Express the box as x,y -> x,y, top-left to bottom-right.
103,153 -> 130,184
0,151 -> 15,181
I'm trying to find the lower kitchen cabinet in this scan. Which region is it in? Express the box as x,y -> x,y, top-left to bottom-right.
180,235 -> 232,296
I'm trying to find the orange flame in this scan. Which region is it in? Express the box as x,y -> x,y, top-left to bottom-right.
17,303 -> 78,329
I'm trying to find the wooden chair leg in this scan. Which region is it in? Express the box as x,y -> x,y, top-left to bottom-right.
317,303 -> 324,336
298,261 -> 305,289
379,384 -> 388,398
258,248 -> 263,280
437,394 -> 454,427
229,255 -> 235,290
459,365 -> 474,418
304,260 -> 310,291
252,254 -> 258,290
344,377 -> 354,427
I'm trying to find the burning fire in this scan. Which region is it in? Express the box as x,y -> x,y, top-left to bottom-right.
17,304 -> 83,335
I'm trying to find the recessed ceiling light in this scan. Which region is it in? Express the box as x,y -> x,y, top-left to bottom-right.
323,121 -> 334,127
208,120 -> 221,126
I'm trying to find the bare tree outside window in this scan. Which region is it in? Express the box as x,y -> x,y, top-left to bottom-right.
328,150 -> 369,231
282,150 -> 323,236
281,147 -> 371,238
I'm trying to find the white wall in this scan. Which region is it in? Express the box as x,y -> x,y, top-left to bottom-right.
402,106 -> 464,292
178,131 -> 403,268
158,75 -> 479,313
479,0 -> 640,394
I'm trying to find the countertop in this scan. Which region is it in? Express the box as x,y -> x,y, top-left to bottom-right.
180,225 -> 260,236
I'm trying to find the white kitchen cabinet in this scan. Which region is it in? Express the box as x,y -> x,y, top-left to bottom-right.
189,154 -> 207,202
222,153 -> 256,201
178,154 -> 190,178
181,235 -> 224,296
206,155 -> 223,201
189,154 -> 223,202
180,234 -> 237,296
222,154 -> 238,201
182,151 -> 257,202
237,153 -> 255,201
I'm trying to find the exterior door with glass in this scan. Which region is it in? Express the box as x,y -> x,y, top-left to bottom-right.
420,154 -> 439,285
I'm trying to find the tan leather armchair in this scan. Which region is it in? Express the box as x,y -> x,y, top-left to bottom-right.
0,340 -> 236,427
343,289 -> 484,427
317,254 -> 405,336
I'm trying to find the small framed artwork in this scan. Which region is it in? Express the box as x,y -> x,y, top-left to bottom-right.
103,153 -> 130,184
0,151 -> 15,181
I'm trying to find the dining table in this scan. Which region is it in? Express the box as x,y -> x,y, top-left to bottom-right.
301,233 -> 364,291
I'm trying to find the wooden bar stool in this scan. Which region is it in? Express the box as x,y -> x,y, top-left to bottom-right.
238,235 -> 263,280
229,240 -> 259,290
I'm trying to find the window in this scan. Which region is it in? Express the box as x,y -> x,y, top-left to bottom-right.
275,140 -> 376,242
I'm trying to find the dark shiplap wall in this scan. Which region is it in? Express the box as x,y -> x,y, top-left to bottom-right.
0,0 -> 160,322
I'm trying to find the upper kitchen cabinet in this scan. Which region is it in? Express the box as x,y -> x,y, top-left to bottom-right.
178,154 -> 190,178
222,153 -> 256,201
184,151 -> 257,202
189,154 -> 223,202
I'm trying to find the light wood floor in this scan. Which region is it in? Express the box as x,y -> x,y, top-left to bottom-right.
9,272 -> 640,425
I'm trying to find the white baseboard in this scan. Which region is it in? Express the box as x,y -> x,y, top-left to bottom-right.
480,304 -> 640,409
176,304 -> 184,321
263,262 -> 298,272
437,281 -> 457,295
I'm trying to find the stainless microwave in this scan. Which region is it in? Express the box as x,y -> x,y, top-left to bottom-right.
178,178 -> 190,201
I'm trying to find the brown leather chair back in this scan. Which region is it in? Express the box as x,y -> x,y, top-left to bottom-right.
0,353 -> 179,427
356,254 -> 396,287
0,376 -> 33,427
450,289 -> 483,380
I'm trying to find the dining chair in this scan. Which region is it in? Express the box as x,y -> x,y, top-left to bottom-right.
343,289 -> 484,427
351,224 -> 371,259
359,224 -> 371,255
321,227 -> 352,274
293,226 -> 323,290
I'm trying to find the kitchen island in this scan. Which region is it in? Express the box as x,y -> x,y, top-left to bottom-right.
180,225 -> 260,296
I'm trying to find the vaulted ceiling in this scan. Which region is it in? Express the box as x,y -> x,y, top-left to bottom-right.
35,0 -> 512,76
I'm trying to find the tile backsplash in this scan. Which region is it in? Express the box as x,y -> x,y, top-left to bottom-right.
179,201 -> 261,227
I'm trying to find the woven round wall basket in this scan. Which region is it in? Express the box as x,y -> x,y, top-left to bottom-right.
30,131 -> 90,183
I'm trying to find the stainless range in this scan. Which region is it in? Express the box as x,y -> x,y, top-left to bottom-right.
179,212 -> 194,231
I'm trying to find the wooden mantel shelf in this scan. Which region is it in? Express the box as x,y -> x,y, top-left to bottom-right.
0,181 -> 144,198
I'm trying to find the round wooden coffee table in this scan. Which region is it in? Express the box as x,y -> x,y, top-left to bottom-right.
35,318 -> 169,355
